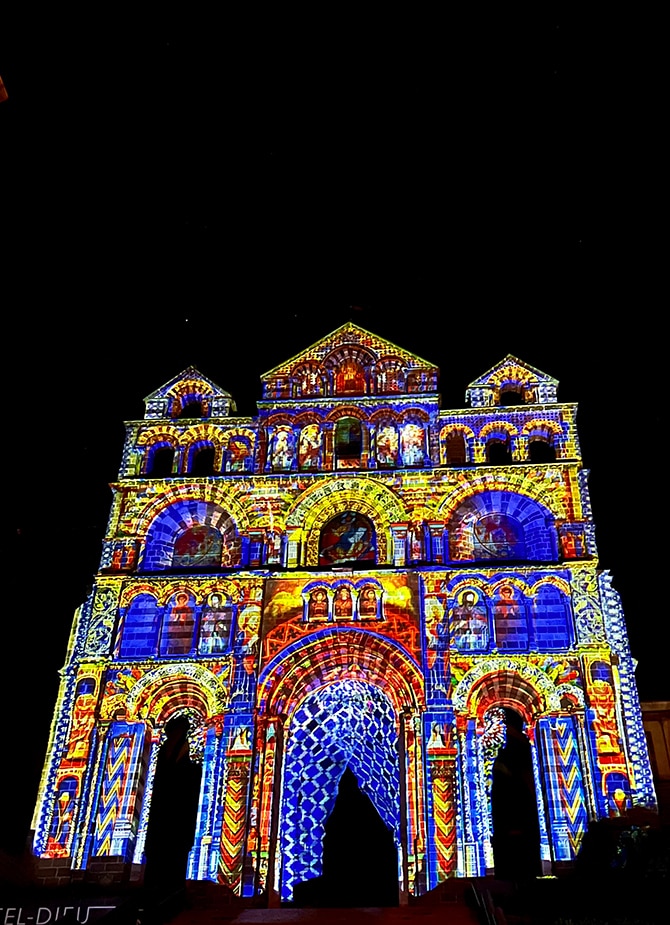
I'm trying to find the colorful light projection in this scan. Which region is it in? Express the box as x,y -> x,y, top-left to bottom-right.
30,326 -> 657,902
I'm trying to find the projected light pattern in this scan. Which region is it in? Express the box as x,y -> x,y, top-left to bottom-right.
31,324 -> 658,900
279,680 -> 399,901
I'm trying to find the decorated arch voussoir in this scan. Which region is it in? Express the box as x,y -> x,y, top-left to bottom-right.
286,478 -> 406,565
528,574 -> 572,597
125,663 -> 228,723
257,627 -> 424,720
136,426 -> 183,447
177,422 -> 228,446
452,657 -> 562,720
521,417 -> 565,438
326,405 -> 370,423
446,575 -> 498,602
437,472 -> 570,521
489,575 -> 532,596
134,483 -> 251,535
439,422 -> 476,440
479,420 -> 520,439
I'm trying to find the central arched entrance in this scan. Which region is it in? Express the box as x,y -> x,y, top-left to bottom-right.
279,679 -> 401,903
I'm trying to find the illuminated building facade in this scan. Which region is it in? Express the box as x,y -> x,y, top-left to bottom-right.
31,323 -> 657,899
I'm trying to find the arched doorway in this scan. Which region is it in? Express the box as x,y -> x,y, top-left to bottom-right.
294,766 -> 398,907
143,715 -> 202,891
490,707 -> 542,880
279,680 -> 401,904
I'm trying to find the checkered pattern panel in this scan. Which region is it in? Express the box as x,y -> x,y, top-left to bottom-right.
280,680 -> 399,901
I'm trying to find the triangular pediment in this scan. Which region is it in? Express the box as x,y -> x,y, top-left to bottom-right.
466,355 -> 559,407
261,323 -> 439,400
143,365 -> 236,420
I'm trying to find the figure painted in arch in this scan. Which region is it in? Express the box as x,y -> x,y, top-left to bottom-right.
227,437 -> 252,472
451,588 -> 489,650
308,588 -> 329,621
333,586 -> 353,619
425,597 -> 449,698
359,586 -> 378,617
474,514 -> 522,559
173,524 -> 222,568
319,512 -> 376,565
408,519 -> 427,562
271,429 -> 294,470
265,528 -> 283,566
376,424 -> 398,466
335,357 -> 366,394
400,423 -> 424,466
588,663 -> 622,755
199,591 -> 233,654
162,591 -> 196,655
298,423 -> 322,469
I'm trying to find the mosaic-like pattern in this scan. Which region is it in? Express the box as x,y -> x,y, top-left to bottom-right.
279,680 -> 399,901
31,323 -> 657,901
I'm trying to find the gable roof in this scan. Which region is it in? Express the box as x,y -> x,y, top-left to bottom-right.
467,355 -> 558,391
465,355 -> 559,407
261,322 -> 437,379
143,365 -> 236,419
144,365 -> 233,403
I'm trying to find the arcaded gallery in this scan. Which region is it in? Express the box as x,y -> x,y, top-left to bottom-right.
31,323 -> 657,902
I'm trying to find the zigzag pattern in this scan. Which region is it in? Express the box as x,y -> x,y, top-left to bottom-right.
553,720 -> 588,856
92,736 -> 131,856
432,773 -> 456,879
218,763 -> 248,891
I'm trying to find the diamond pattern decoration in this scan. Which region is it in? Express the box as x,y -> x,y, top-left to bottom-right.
279,680 -> 399,901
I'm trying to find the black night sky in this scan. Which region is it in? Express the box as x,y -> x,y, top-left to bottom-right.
2,14 -> 666,855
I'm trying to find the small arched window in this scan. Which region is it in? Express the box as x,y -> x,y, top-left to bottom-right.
487,439 -> 513,464
148,446 -> 175,477
500,388 -> 524,406
178,401 -> 204,419
532,585 -> 572,649
335,417 -> 363,461
446,432 -> 467,465
190,446 -> 216,475
528,439 -> 556,463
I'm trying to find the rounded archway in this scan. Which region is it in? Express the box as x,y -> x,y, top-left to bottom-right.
489,707 -> 542,880
279,679 -> 400,904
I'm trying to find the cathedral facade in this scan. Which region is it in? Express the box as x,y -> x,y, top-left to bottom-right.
31,323 -> 657,900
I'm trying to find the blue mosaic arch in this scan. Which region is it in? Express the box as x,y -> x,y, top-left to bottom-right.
117,591 -> 161,658
140,499 -> 241,570
279,680 -> 400,901
446,490 -> 559,563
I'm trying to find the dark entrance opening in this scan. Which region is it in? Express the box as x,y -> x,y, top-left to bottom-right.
293,766 -> 398,908
491,708 -> 542,881
143,715 -> 201,893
